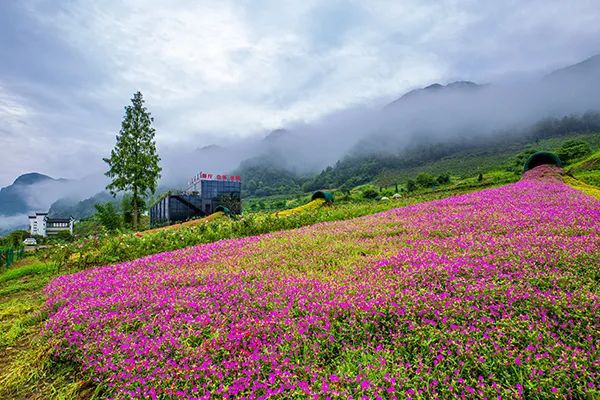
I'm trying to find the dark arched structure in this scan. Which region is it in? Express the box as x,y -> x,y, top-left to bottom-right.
524,152 -> 562,171
311,191 -> 334,203
214,205 -> 231,215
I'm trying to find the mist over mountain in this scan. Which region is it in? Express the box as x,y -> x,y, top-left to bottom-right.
218,54 -> 600,194
0,173 -> 57,216
2,54 -> 600,231
0,173 -> 59,234
0,171 -> 109,234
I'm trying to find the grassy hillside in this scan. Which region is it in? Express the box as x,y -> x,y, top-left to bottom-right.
38,166 -> 599,398
306,132 -> 600,191
0,161 -> 598,399
567,149 -> 600,186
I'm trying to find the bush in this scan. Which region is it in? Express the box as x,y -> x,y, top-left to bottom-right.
53,230 -> 74,243
95,202 -> 122,232
362,189 -> 378,199
416,173 -> 436,188
436,174 -> 451,185
557,139 -> 591,164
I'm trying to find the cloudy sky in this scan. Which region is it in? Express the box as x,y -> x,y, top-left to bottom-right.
1,0 -> 599,187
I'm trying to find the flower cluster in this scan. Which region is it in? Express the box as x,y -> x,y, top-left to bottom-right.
45,166 -> 599,399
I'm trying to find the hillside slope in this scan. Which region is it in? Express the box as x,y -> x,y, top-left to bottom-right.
41,165 -> 599,399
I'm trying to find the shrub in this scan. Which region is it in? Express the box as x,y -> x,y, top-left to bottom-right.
416,173 -> 436,188
362,189 -> 378,199
557,139 -> 591,164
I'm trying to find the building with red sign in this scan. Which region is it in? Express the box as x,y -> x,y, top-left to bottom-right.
150,172 -> 241,226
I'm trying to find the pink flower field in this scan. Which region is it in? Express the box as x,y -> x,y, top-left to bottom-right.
44,166 -> 599,399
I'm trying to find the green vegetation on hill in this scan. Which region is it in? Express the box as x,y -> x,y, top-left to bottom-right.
304,129 -> 600,192
566,150 -> 600,186
48,186 -> 493,272
233,113 -> 600,197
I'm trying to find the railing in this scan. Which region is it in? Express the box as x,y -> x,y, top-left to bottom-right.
0,246 -> 25,269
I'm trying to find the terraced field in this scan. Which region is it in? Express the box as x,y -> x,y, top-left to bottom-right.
42,165 -> 599,399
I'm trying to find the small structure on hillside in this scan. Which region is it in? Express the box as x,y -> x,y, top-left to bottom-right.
311,191 -> 334,203
150,172 -> 241,226
524,152 -> 562,171
28,212 -> 74,237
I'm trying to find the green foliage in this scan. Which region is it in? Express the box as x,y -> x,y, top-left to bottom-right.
5,230 -> 29,247
478,173 -> 484,182
103,91 -> 161,228
48,188 -> 483,272
513,148 -> 537,170
338,177 -> 362,194
53,230 -> 74,243
0,262 -> 54,284
406,179 -> 417,192
436,173 -> 450,184
235,156 -> 303,197
557,139 -> 592,164
0,258 -> 94,399
362,189 -> 378,199
216,192 -> 242,214
303,121 -> 600,192
120,193 -> 145,227
94,202 -> 122,232
415,172 -> 436,188
73,218 -> 104,238
49,191 -> 116,220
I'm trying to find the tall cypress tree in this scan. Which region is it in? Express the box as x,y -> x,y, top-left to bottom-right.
103,91 -> 161,229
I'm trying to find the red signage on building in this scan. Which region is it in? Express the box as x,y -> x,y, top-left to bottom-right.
188,171 -> 241,187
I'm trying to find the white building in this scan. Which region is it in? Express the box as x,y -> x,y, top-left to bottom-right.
28,212 -> 47,236
28,212 -> 74,237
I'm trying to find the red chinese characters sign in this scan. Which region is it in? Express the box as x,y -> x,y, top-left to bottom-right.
188,172 -> 241,186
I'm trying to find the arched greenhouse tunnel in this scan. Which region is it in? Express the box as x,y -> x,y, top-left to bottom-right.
524,151 -> 562,171
311,191 -> 334,203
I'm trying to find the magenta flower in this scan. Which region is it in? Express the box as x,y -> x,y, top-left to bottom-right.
42,166 -> 600,398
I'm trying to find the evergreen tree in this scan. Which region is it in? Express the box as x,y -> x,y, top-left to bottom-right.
94,202 -> 122,232
103,92 -> 161,229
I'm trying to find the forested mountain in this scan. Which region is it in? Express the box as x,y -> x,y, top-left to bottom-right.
302,112 -> 600,191
48,192 -> 117,220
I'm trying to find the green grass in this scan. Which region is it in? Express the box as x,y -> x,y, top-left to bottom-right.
0,263 -> 55,284
566,150 -> 600,186
0,258 -> 97,399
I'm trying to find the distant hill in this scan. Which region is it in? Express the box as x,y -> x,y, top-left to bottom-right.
302,116 -> 600,192
385,80 -> 482,108
0,173 -> 57,216
0,173 -> 63,235
48,191 -> 117,220
237,53 -> 600,195
545,54 -> 600,81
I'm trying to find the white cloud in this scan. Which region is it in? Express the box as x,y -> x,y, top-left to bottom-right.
25,1 -> 452,137
1,0 -> 599,186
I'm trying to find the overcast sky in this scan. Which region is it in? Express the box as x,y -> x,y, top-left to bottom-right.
1,0 -> 599,187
